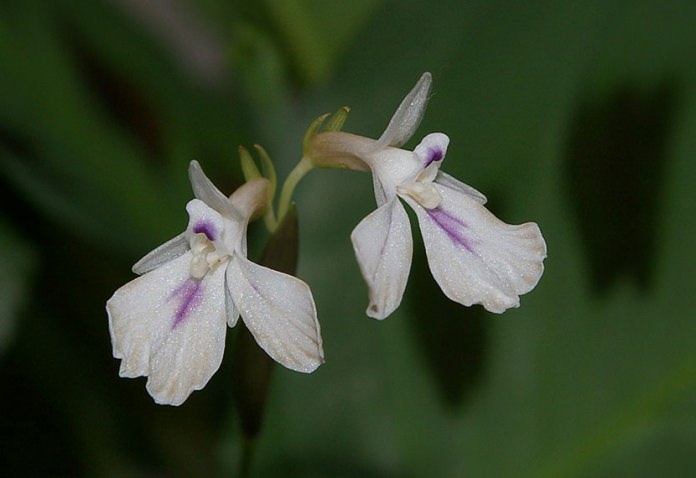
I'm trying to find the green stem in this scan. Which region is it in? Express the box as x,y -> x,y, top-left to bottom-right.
238,437 -> 255,478
276,156 -> 313,229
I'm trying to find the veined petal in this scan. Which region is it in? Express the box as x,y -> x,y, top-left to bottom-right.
376,72 -> 432,149
227,255 -> 324,373
407,186 -> 546,313
188,160 -> 242,221
132,233 -> 188,275
107,252 -> 228,405
351,198 -> 413,319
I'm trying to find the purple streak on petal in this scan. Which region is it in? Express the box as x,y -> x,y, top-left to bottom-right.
423,147 -> 444,168
426,207 -> 475,253
378,207 -> 395,259
170,279 -> 203,329
193,220 -> 216,240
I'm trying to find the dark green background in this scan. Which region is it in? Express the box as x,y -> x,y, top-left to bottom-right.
1,1 -> 695,476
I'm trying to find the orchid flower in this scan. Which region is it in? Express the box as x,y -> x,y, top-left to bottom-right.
107,161 -> 324,405
310,73 -> 547,319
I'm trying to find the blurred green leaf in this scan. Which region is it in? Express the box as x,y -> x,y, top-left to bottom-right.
406,244 -> 489,411
0,0 -> 248,256
2,0 -> 695,476
563,81 -> 678,294
0,220 -> 36,355
263,0 -> 384,85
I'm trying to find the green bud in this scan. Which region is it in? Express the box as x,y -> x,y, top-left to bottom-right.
239,146 -> 262,181
302,112 -> 331,153
253,145 -> 277,204
324,106 -> 350,132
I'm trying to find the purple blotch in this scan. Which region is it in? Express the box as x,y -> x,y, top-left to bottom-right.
170,279 -> 203,329
426,207 -> 475,253
423,147 -> 444,168
193,220 -> 216,241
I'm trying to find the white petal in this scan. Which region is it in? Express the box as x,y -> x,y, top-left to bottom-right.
407,186 -> 546,314
188,160 -> 242,221
227,256 -> 324,373
435,171 -> 487,204
225,284 -> 240,327
107,253 -> 228,405
368,148 -> 423,203
377,72 -> 432,148
350,198 -> 413,319
413,132 -> 449,170
372,174 -> 388,206
132,233 -> 188,275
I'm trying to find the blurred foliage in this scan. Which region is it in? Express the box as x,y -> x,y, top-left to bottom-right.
1,0 -> 695,477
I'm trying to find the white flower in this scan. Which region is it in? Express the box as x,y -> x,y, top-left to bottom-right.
311,73 -> 547,319
107,161 -> 324,405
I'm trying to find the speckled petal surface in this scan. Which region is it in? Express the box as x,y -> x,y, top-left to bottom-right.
408,185 -> 546,313
131,233 -> 188,275
188,160 -> 241,221
376,72 -> 432,149
434,171 -> 488,204
351,197 -> 413,319
107,252 -> 228,405
227,255 -> 324,373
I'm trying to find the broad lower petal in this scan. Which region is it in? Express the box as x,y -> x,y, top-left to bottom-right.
408,186 -> 546,313
351,198 -> 413,319
227,256 -> 324,373
107,253 -> 228,405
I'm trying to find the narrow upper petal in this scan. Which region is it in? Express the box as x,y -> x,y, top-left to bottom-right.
350,197 -> 413,319
132,233 -> 188,275
226,255 -> 324,373
406,186 -> 546,313
107,252 -> 228,405
376,72 -> 432,149
188,160 -> 242,221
